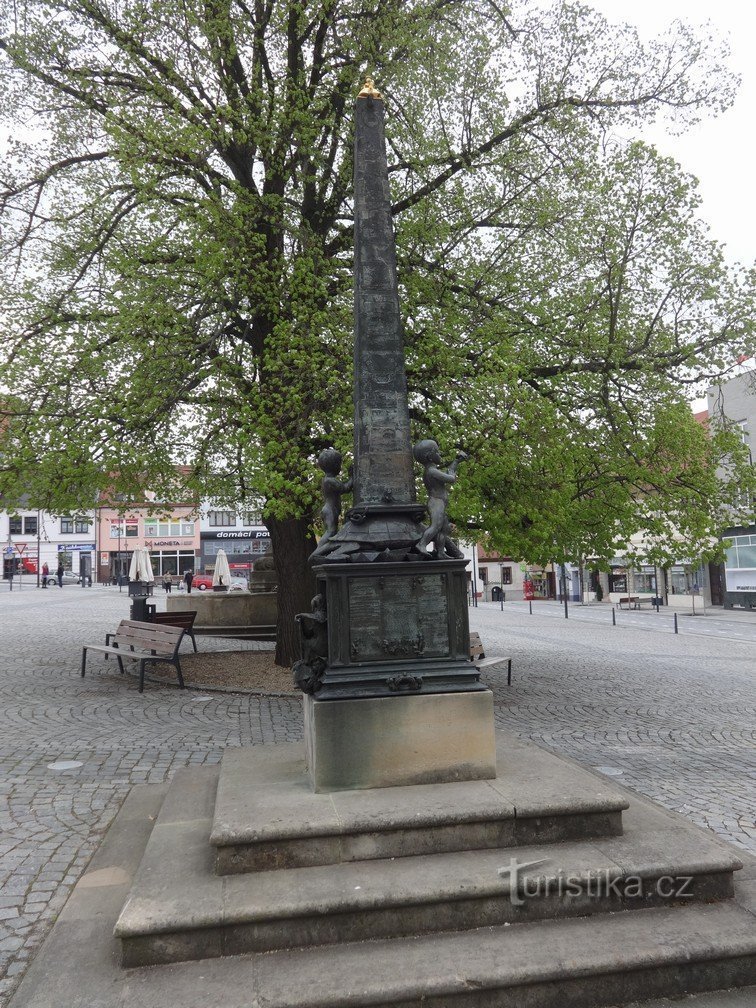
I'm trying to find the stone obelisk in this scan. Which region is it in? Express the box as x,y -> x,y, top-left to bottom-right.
296,80 -> 496,792
352,80 -> 416,509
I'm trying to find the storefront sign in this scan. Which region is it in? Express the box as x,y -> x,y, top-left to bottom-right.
144,539 -> 194,548
202,529 -> 269,540
58,543 -> 95,552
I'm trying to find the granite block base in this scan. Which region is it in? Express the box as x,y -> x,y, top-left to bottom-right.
303,690 -> 497,792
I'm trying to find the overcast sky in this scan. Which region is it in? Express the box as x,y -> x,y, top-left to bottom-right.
585,0 -> 755,268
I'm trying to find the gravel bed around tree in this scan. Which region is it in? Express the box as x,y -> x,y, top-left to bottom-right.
151,648 -> 296,695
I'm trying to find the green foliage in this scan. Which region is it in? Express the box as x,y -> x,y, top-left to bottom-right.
0,0 -> 753,571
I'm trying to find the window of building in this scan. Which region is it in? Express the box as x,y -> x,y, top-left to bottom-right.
60,516 -> 90,534
109,520 -> 139,538
208,511 -> 236,527
203,537 -> 271,560
633,570 -> 657,594
669,567 -> 691,595
609,570 -> 627,593
242,510 -> 263,525
501,567 -> 513,585
478,567 -> 488,583
726,536 -> 756,570
7,516 -> 36,535
144,518 -> 195,537
153,550 -> 196,576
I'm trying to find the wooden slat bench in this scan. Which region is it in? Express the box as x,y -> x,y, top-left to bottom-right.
82,619 -> 186,693
148,611 -> 198,651
476,656 -> 514,687
469,632 -> 486,660
105,610 -> 199,653
470,633 -> 513,685
618,596 -> 640,610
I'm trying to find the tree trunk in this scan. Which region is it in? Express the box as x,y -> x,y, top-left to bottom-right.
267,515 -> 317,668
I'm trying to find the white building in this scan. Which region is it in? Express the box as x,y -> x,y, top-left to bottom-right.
1,505 -> 96,583
199,505 -> 271,576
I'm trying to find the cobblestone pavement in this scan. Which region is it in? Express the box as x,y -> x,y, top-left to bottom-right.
0,587 -> 754,1004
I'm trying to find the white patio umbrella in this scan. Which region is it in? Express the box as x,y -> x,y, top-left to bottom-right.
213,548 -> 232,589
127,548 -> 141,582
138,548 -> 155,583
129,547 -> 154,583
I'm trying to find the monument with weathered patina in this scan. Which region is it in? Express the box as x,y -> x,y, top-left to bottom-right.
293,79 -> 496,791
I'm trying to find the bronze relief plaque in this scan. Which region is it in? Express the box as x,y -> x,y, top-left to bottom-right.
348,573 -> 450,662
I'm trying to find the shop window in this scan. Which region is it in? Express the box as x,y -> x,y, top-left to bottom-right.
670,568 -> 692,595
609,571 -> 627,593
633,571 -> 656,594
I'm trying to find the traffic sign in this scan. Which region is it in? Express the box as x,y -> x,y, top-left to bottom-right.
14,542 -> 27,555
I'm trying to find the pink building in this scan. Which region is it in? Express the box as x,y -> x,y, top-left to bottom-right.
95,502 -> 200,584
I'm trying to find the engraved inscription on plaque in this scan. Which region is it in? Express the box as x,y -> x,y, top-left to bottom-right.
348,574 -> 450,662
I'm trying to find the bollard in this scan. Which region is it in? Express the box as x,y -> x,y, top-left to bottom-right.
528,600 -> 532,615
674,612 -> 678,634
612,608 -> 616,626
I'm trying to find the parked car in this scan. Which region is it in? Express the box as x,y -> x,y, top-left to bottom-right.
189,574 -> 214,591
49,570 -> 81,585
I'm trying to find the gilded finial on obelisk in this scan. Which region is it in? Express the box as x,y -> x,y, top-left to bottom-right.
357,76 -> 382,99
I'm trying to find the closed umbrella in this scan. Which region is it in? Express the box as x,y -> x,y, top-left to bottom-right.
138,548 -> 155,583
213,549 -> 232,590
128,548 -> 141,582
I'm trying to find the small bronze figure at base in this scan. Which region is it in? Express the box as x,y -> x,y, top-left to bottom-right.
413,439 -> 468,559
310,448 -> 353,558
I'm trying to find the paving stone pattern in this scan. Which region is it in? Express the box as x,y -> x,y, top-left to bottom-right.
0,586 -> 753,1005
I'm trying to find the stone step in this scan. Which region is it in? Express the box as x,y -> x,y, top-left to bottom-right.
211,735 -> 629,873
155,901 -> 756,1008
115,765 -> 742,968
11,780 -> 756,1008
627,988 -> 756,1008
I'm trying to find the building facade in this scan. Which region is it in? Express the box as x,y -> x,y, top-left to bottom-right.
199,507 -> 271,577
95,504 -> 200,584
1,507 -> 96,583
707,370 -> 756,608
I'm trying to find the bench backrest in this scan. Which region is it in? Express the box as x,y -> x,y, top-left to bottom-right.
469,632 -> 485,659
113,619 -> 184,656
148,611 -> 197,631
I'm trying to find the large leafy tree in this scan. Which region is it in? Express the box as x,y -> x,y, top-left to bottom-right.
0,0 -> 753,662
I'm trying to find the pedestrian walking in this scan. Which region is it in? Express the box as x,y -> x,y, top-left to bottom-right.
184,570 -> 194,594
56,562 -> 64,588
42,562 -> 49,588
